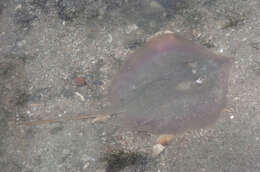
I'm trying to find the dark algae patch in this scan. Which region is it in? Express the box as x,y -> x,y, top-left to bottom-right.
109,33 -> 233,135
0,55 -> 28,113
101,149 -> 148,172
56,0 -> 86,21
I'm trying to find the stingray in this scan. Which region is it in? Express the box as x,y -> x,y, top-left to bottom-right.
16,32 -> 233,147
109,33 -> 233,137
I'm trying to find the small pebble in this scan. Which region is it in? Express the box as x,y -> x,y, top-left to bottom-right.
17,40 -> 26,47
83,162 -> 89,169
125,24 -> 138,34
107,34 -> 113,43
152,144 -> 165,157
196,77 -> 204,84
15,4 -> 22,10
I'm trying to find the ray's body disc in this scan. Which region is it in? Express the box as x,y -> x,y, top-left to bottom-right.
109,33 -> 233,135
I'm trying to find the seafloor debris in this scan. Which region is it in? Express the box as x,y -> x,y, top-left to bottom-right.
109,32 -> 233,135
157,134 -> 175,146
74,77 -> 87,86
